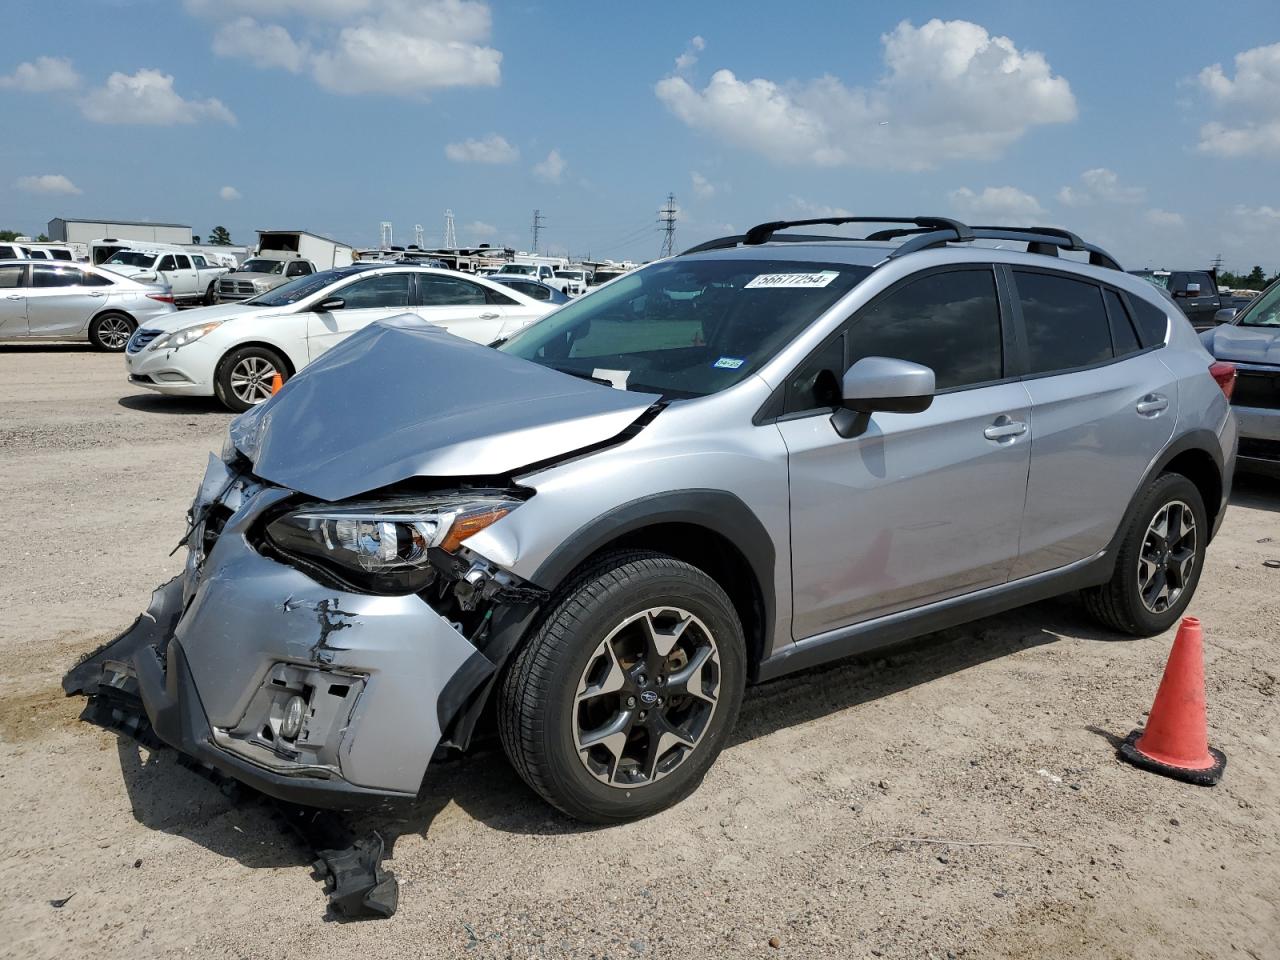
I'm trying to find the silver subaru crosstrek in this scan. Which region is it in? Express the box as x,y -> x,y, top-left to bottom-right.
67,217 -> 1236,823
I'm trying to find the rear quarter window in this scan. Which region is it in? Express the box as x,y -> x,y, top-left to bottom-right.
1127,294 -> 1171,347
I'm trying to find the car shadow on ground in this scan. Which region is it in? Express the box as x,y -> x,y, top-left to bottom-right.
0,342 -> 96,354
101,591 -> 1123,891
1229,471 -> 1279,513
117,393 -> 230,416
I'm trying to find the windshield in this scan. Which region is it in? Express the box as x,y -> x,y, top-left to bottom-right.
105,251 -> 156,267
499,258 -> 869,400
246,268 -> 348,306
590,270 -> 624,285
239,258 -> 287,274
556,270 -> 585,280
1236,279 -> 1280,327
503,264 -> 537,276
1137,272 -> 1171,290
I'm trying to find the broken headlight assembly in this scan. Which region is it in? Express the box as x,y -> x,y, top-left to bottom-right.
263,494 -> 519,594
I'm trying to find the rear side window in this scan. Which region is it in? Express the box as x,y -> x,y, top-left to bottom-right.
174,255 -> 192,269
1127,295 -> 1170,346
0,264 -> 25,288
1014,271 -> 1112,374
417,275 -> 488,306
81,271 -> 113,287
847,268 -> 1004,391
1102,288 -> 1142,356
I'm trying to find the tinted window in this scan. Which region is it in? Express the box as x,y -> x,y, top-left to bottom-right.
32,264 -> 85,288
0,265 -> 25,288
50,249 -> 73,261
156,255 -> 177,271
81,271 -> 114,287
174,255 -> 192,269
1015,271 -> 1112,374
192,255 -> 207,267
1128,296 -> 1171,344
418,275 -> 487,306
336,273 -> 411,309
1103,289 -> 1141,356
785,332 -> 845,412
848,269 -> 1003,391
505,279 -> 548,300
286,261 -> 312,277
0,244 -> 19,259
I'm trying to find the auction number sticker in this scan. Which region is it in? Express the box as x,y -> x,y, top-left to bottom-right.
745,270 -> 839,289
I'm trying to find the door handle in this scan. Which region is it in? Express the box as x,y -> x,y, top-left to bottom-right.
88,291 -> 105,297
984,416 -> 1027,441
479,312 -> 499,320
1136,394 -> 1169,416
4,294 -> 20,300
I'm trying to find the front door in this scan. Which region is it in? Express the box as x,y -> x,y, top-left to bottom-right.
1010,272 -> 1177,577
0,263 -> 28,338
306,271 -> 414,360
779,266 -> 1031,640
1171,271 -> 1218,330
26,264 -> 102,338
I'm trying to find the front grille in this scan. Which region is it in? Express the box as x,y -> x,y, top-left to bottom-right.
127,328 -> 162,354
218,279 -> 257,297
1232,370 -> 1280,411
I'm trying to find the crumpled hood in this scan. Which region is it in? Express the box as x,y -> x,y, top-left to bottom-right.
1205,323 -> 1280,365
230,315 -> 660,502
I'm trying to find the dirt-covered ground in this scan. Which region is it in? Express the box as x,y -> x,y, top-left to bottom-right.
1,344 -> 1276,960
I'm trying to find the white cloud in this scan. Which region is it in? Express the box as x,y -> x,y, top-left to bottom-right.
212,17 -> 308,72
444,133 -> 518,164
655,19 -> 1076,170
789,196 -> 852,219
533,148 -> 566,183
690,171 -> 715,198
1056,168 -> 1144,207
1194,43 -> 1280,157
80,69 -> 235,125
219,185 -> 242,200
674,35 -> 705,73
949,186 -> 1045,220
15,173 -> 81,195
0,56 -> 80,92
1144,208 -> 1184,228
465,220 -> 498,239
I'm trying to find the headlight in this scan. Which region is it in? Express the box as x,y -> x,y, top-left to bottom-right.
220,429 -> 239,463
150,320 -> 222,351
253,280 -> 272,291
264,495 -> 519,593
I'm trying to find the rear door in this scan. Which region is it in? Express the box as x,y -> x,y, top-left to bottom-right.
306,270 -> 413,360
1011,269 -> 1177,578
0,263 -> 28,338
26,264 -> 103,337
779,266 -> 1033,638
411,273 -> 510,343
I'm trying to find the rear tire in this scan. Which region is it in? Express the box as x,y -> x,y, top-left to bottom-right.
214,345 -> 288,413
498,550 -> 746,823
88,312 -> 135,352
1082,472 -> 1207,636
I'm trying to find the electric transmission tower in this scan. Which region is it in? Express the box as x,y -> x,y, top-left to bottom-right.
531,209 -> 545,253
413,224 -> 424,248
443,209 -> 457,249
1211,253 -> 1224,273
658,193 -> 677,258
379,221 -> 393,249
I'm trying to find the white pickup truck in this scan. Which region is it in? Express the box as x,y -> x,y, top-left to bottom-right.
100,249 -> 231,305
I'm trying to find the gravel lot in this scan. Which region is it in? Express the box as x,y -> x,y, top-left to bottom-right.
1,344 -> 1277,960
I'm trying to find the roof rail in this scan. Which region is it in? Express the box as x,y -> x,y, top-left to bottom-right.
679,217 -> 1122,270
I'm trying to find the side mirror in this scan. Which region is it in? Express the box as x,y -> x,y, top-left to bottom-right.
831,356 -> 935,439
1184,282 -> 1201,296
314,296 -> 345,312
1213,307 -> 1238,324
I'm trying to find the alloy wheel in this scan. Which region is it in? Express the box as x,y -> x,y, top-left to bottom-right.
573,606 -> 721,788
1137,499 -> 1197,614
229,355 -> 279,405
97,316 -> 132,350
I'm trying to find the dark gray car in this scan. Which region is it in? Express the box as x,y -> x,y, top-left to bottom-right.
68,216 -> 1236,823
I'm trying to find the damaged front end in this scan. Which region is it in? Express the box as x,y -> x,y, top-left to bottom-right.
64,450 -> 546,810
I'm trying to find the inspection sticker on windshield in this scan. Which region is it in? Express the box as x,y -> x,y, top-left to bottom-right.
745,270 -> 839,289
713,357 -> 745,370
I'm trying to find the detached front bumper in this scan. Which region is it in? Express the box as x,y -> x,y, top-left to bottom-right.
65,459 -> 494,809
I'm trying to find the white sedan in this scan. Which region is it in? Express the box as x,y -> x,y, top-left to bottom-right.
124,264 -> 555,411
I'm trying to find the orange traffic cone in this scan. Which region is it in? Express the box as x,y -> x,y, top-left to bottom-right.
1119,617 -> 1226,785
270,372 -> 283,395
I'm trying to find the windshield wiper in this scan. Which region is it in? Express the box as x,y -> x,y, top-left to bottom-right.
549,365 -> 615,387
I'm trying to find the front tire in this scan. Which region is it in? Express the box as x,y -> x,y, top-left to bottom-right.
204,282 -> 218,306
214,345 -> 288,413
498,551 -> 746,823
89,312 -> 135,351
1083,472 -> 1207,636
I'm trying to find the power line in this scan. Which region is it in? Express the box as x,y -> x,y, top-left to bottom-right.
658,193 -> 677,258
531,209 -> 545,253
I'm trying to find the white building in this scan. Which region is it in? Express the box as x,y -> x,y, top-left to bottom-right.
47,218 -> 194,246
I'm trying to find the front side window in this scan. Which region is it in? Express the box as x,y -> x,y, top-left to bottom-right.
418,275 -> 487,306
156,255 -> 177,271
336,272 -> 412,309
192,255 -> 208,267
1015,271 -> 1113,374
32,264 -> 85,288
848,268 -> 1004,391
501,258 -> 869,400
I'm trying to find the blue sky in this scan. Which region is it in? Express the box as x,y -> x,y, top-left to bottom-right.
3,1 -> 1280,270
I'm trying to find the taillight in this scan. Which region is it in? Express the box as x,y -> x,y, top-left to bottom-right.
1209,361 -> 1236,400
147,293 -> 175,304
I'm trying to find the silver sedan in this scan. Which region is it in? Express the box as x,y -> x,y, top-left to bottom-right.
0,259 -> 177,351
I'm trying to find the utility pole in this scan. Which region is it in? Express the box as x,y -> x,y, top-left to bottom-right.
413,223 -> 424,248
379,221 -> 393,249
531,209 -> 545,253
1211,253 -> 1223,274
443,209 -> 457,249
658,193 -> 677,258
